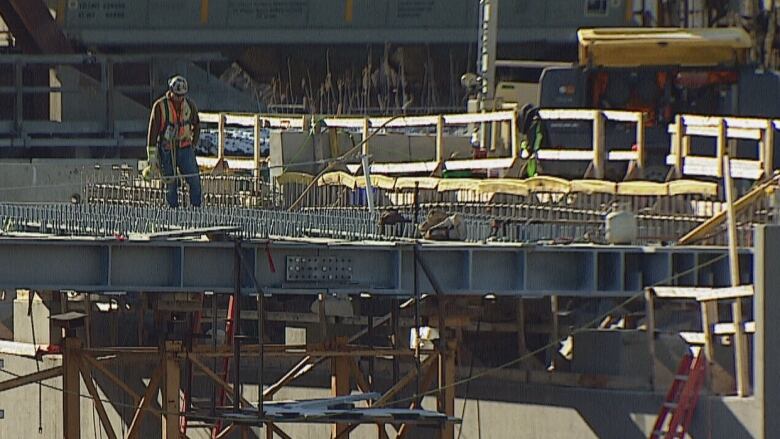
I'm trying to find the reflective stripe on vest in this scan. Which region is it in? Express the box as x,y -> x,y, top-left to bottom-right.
159,97 -> 193,149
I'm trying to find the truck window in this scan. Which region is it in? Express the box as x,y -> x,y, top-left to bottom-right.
585,0 -> 608,16
589,68 -> 737,127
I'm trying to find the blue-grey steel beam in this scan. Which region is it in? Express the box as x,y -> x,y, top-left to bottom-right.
0,238 -> 752,297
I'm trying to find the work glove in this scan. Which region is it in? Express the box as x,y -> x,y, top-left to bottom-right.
146,144 -> 158,165
142,145 -> 160,181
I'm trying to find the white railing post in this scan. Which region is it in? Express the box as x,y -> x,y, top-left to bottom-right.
716,118 -> 726,178
217,113 -> 226,160
436,114 -> 445,164
763,120 -> 774,178
362,117 -> 370,156
510,109 -> 519,159
490,119 -> 498,152
673,114 -> 684,178
253,114 -> 262,179
635,112 -> 645,176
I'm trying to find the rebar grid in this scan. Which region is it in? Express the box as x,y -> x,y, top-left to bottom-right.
84,171 -> 280,209
75,170 -> 769,245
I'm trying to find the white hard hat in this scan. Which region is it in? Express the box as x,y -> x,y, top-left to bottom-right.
168,75 -> 188,96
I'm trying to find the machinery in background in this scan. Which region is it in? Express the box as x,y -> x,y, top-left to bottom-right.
468,27 -> 780,180
538,27 -> 780,179
466,1 -> 780,180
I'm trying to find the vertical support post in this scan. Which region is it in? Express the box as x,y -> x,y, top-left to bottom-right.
437,342 -> 456,439
763,120 -> 774,178
700,301 -> 717,363
413,182 -> 420,235
413,244 -> 421,401
367,313 -> 375,389
84,293 -> 92,348
63,336 -> 82,439
362,118 -> 370,156
673,114 -> 685,178
477,0 -> 498,104
549,295 -> 560,369
162,340 -> 182,439
479,120 -> 487,151
645,289 -> 656,389
218,113 -> 226,160
14,60 -> 23,134
210,292 -> 218,418
592,111 -> 605,179
109,299 -> 118,347
253,115 -> 262,179
361,154 -> 375,214
515,298 -> 529,362
257,291 -> 264,419
490,120 -> 498,152
332,336 -> 351,438
510,110 -> 520,159
137,294 -> 146,345
233,239 -> 243,412
716,118 -> 726,178
682,125 -> 691,159
635,112 -> 645,176
503,118 -> 511,151
723,155 -> 751,396
436,115 -> 445,164
183,319 -> 193,435
391,298 -> 400,386
106,60 -> 115,135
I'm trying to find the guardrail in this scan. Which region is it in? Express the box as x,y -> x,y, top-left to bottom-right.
667,114 -> 776,180
198,109 -> 646,179
538,109 -> 645,179
197,112 -> 275,176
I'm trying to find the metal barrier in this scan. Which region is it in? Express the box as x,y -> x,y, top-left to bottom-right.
667,114 -> 775,180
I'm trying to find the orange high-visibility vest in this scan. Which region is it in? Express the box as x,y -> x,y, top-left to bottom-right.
159,97 -> 194,149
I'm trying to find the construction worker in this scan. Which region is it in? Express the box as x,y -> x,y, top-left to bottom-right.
518,104 -> 549,178
144,75 -> 202,208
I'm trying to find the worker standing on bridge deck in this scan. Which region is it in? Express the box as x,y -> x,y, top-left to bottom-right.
144,75 -> 202,208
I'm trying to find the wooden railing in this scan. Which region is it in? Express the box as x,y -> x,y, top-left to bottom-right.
667,114 -> 776,180
197,109 -> 646,179
537,109 -> 645,179
197,113 -> 305,175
